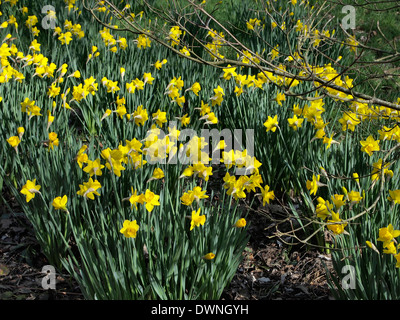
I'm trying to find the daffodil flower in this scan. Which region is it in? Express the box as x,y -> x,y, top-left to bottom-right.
47,132 -> 59,150
101,109 -> 112,121
222,65 -> 237,80
20,179 -> 41,202
388,190 -> 400,204
394,253 -> 400,268
136,34 -> 151,49
29,39 -> 40,52
83,158 -> 104,177
371,159 -> 393,181
52,195 -> 69,213
383,241 -> 397,255
263,115 -> 279,132
177,114 -> 190,127
102,148 -> 126,177
199,112 -> 218,125
234,218 -> 247,228
347,190 -> 363,203
246,18 -> 261,31
259,185 -> 275,206
58,32 -> 73,45
7,136 -> 20,152
327,212 -> 347,235
377,224 -> 400,248
275,92 -> 286,106
188,82 -> 201,96
153,59 -> 167,70
131,105 -> 148,126
202,252 -> 215,260
120,67 -> 125,81
287,115 -> 304,131
17,127 -> 25,140
360,135 -> 380,156
152,109 -> 167,127
147,168 -> 164,183
316,197 -> 333,220
141,189 -> 160,212
143,72 -> 154,85
120,220 -> 139,238
306,174 -> 321,196
127,188 -> 143,210
180,192 -> 194,206
331,194 -> 346,210
190,208 -> 206,231
76,178 -> 101,200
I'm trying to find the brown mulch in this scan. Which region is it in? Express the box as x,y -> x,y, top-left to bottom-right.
222,206 -> 333,300
0,189 -> 334,300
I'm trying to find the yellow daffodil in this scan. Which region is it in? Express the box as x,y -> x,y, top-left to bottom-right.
48,132 -> 59,150
128,188 -> 144,210
202,252 -> 215,260
137,34 -> 151,49
141,189 -> 160,212
371,159 -> 393,181
306,174 -> 320,196
191,186 -> 209,203
148,168 -> 164,182
316,197 -> 333,220
246,18 -> 261,30
180,46 -> 191,56
83,158 -> 104,177
260,185 -> 275,206
360,135 -> 380,156
154,59 -> 167,70
180,191 -> 194,206
188,82 -> 201,96
101,148 -> 126,177
377,224 -> 400,248
327,212 -> 347,235
394,253 -> 400,268
76,178 -> 101,200
17,127 -> 25,140
179,114 -> 190,127
131,105 -> 148,126
263,115 -> 279,132
52,195 -> 68,213
7,136 -> 20,150
143,72 -> 154,85
275,92 -> 286,106
20,179 -> 41,202
190,208 -> 206,231
101,109 -> 113,121
287,115 -> 304,131
234,218 -> 247,228
388,190 -> 400,204
120,220 -> 139,238
222,65 -> 237,80
29,39 -> 40,52
331,194 -> 346,209
383,241 -> 397,255
338,112 -> 360,131
58,32 -> 73,45
347,190 -> 363,203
